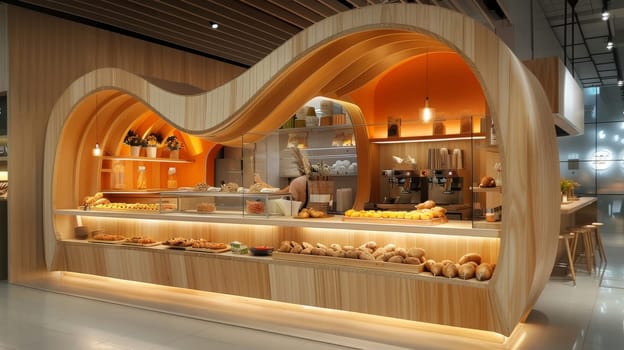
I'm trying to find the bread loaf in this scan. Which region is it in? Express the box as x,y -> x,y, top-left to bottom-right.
458,253 -> 482,265
476,263 -> 494,281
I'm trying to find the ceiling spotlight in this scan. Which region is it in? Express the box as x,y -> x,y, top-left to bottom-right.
618,80 -> 623,86
607,38 -> 614,50
602,9 -> 610,21
210,21 -> 219,29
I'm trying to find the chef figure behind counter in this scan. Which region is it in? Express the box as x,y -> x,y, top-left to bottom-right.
285,147 -> 310,211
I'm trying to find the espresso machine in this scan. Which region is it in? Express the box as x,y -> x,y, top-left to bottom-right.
378,148 -> 469,219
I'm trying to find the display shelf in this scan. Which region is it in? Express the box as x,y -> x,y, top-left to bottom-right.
370,132 -> 486,144
471,186 -> 502,193
101,155 -> 193,163
55,209 -> 500,238
278,124 -> 354,134
60,239 -> 492,287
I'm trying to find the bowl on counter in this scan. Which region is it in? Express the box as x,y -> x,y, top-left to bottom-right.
249,246 -> 273,256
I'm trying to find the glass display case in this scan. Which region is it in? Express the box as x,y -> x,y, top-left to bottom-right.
159,191 -> 295,217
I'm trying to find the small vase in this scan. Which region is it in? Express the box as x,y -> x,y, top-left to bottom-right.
130,146 -> 141,157
169,149 -> 179,160
146,146 -> 157,158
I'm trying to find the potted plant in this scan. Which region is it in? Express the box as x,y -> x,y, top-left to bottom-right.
165,135 -> 183,160
142,132 -> 162,158
124,130 -> 142,157
560,178 -> 574,203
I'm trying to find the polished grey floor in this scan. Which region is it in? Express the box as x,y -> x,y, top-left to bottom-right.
1,229 -> 623,349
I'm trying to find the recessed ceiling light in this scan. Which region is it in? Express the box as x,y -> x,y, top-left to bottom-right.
210,21 -> 219,29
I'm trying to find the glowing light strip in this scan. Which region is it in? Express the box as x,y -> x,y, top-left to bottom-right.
371,136 -> 486,144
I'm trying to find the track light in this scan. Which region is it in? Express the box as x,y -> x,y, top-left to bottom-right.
210,21 -> 219,29
602,9 -> 610,21
607,37 -> 614,50
618,80 -> 623,87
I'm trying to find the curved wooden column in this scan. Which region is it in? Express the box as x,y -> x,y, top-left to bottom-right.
44,4 -> 560,335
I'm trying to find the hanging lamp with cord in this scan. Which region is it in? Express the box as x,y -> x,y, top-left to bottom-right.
92,93 -> 102,157
422,49 -> 433,122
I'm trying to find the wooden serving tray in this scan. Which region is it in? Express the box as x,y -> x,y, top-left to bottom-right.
186,247 -> 231,254
87,239 -> 126,244
272,252 -> 425,274
341,216 -> 448,225
121,241 -> 162,247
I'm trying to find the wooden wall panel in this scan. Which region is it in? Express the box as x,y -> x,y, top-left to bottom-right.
11,2 -> 560,337
0,4 -> 7,93
7,5 -> 244,281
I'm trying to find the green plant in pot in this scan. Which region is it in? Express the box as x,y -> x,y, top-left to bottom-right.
560,178 -> 575,202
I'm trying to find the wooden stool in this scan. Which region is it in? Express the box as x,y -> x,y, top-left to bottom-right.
558,232 -> 576,284
569,225 -> 595,273
591,222 -> 607,266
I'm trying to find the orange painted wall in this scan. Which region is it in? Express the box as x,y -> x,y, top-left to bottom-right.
349,52 -> 486,137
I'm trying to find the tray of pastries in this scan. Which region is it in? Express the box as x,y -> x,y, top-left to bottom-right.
122,236 -> 161,247
162,237 -> 195,249
186,239 -> 230,253
88,233 -> 127,244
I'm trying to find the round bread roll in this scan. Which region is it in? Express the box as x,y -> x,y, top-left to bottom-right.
345,250 -> 360,259
290,245 -> 303,254
359,252 -> 375,260
423,200 -> 436,209
407,248 -> 426,259
383,243 -> 397,251
330,243 -> 343,251
479,176 -> 496,188
310,247 -> 326,256
395,247 -> 407,258
343,245 -> 354,251
405,257 -> 422,265
372,247 -> 386,258
443,263 -> 459,278
388,255 -> 405,263
425,259 -> 436,272
278,243 -> 292,252
431,262 -> 444,276
302,242 -> 314,249
476,263 -> 494,281
300,247 -> 312,255
458,263 -> 476,280
316,242 -> 328,249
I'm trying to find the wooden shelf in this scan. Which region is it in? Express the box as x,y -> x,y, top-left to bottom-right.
55,209 -> 500,238
471,186 -> 502,193
279,124 -> 354,134
101,155 -> 193,164
370,132 -> 486,144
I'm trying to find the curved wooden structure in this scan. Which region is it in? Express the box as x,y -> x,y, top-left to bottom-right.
43,4 -> 560,336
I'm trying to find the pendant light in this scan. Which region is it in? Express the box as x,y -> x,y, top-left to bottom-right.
422,49 -> 433,122
92,93 -> 102,157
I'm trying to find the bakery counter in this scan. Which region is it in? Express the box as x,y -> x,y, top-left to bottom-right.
55,209 -> 500,238
560,196 -> 597,215
58,238 -> 497,331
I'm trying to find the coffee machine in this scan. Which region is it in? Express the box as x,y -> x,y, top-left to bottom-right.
378,148 -> 466,213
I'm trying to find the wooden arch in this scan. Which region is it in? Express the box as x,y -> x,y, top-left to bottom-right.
44,4 -> 560,335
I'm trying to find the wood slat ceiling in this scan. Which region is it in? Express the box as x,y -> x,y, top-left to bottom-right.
9,0 -> 498,68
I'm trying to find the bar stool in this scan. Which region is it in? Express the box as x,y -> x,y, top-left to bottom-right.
569,225 -> 595,273
558,232 -> 576,284
591,222 -> 607,266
